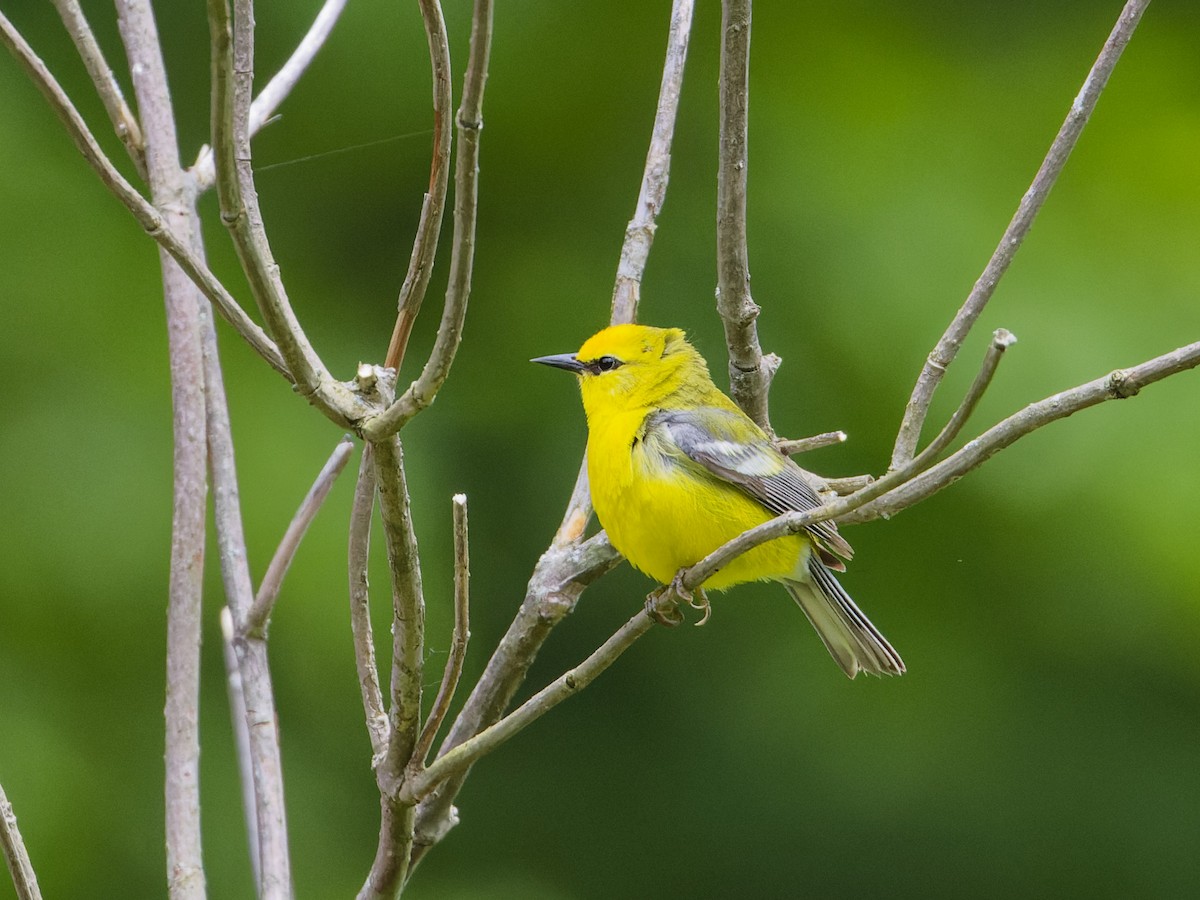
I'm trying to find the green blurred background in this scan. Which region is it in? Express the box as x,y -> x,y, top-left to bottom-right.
2,1 -> 1199,897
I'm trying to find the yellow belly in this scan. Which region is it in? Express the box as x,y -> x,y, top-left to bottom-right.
588,430 -> 808,590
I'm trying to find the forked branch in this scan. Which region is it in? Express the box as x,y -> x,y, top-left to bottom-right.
362,0 -> 494,441
890,0 -> 1151,467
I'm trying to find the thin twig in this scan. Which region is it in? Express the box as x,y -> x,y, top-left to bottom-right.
219,608 -> 261,887
113,2 -> 209,895
776,431 -> 847,456
850,338 -> 1200,524
361,0 -> 493,441
611,0 -> 696,325
50,0 -> 145,176
0,11 -> 288,378
400,592 -> 676,805
384,0 -> 453,372
890,0 -> 1151,468
245,437 -> 355,637
348,447 -> 390,765
684,329 -> 1017,589
716,0 -> 778,429
0,781 -> 42,900
410,494 -> 471,768
209,0 -> 336,414
202,309 -> 293,899
194,0 -> 351,190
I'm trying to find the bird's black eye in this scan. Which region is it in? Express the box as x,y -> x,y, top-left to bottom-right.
590,355 -> 622,374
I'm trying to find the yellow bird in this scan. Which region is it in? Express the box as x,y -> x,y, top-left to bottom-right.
534,323 -> 904,678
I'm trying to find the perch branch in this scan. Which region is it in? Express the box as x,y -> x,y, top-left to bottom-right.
611,0 -> 695,325
716,0 -> 778,429
0,782 -> 42,900
890,0 -> 1151,467
410,494 -> 471,768
384,0 -> 454,372
362,0 -> 493,441
50,0 -> 145,176
245,437 -> 355,637
0,11 -> 287,377
194,0 -> 350,189
203,310 -> 293,899
684,329 -> 1017,589
349,447 -> 390,766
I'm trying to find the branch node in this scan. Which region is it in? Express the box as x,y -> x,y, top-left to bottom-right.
1107,369 -> 1139,399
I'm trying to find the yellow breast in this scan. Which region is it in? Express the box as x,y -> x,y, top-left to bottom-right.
586,412 -> 807,590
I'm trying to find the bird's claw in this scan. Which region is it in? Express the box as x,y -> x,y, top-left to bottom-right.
645,584 -> 685,627
687,588 -> 711,626
645,573 -> 710,627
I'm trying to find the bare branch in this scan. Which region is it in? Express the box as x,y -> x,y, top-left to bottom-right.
50,0 -> 145,176
851,338 -> 1200,523
362,0 -> 493,441
384,0 -> 454,372
219,608 -> 261,887
401,591 -> 677,805
776,431 -> 847,456
245,437 -> 355,637
716,0 -> 778,428
208,0 -> 343,420
202,310 -> 293,899
0,781 -> 42,900
348,447 -> 390,765
364,434 -> 427,894
411,494 -> 471,768
611,0 -> 696,325
890,0 -> 1151,468
112,2 -> 210,893
194,0 -> 350,189
0,11 -> 287,378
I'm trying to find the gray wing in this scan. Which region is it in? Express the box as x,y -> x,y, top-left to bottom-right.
646,407 -> 853,563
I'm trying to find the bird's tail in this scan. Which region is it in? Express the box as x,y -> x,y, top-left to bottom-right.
783,559 -> 905,678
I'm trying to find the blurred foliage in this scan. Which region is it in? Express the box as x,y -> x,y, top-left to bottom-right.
2,1 -> 1199,898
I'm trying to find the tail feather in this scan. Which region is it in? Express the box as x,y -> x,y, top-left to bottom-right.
783,559 -> 905,678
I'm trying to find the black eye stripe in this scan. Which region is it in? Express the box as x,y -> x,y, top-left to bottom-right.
584,355 -> 623,374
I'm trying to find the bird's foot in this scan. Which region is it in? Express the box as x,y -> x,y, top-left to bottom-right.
645,582 -> 685,627
645,572 -> 710,627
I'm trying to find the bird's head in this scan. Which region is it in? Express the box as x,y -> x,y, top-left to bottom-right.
533,324 -> 713,417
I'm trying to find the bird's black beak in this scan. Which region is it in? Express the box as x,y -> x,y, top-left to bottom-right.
531,353 -> 586,373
